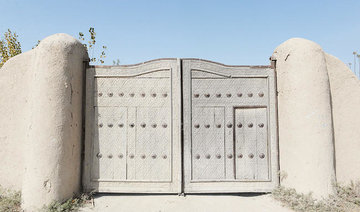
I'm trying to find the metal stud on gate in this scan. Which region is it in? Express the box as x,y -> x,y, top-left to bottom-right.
152,123 -> 157,128
259,153 -> 265,159
258,123 -> 264,128
237,123 -> 243,128
118,123 -> 124,128
141,93 -> 146,97
226,93 -> 232,97
194,93 -> 199,98
118,154 -> 123,159
130,93 -> 135,97
152,154 -> 157,159
216,154 -> 221,159
162,123 -> 168,128
204,93 -> 210,98
258,92 -> 264,97
227,123 -> 233,128
163,93 -> 168,97
98,93 -> 103,97
249,153 -> 254,159
108,93 -> 113,97
96,153 -> 102,158
216,124 -> 221,128
237,93 -> 243,97
194,124 -> 200,128
129,123 -> 135,128
237,154 -> 243,158
162,155 -> 167,159
227,154 -> 233,159
108,123 -> 113,128
205,124 -> 210,128
98,123 -> 103,128
216,93 -> 221,98
248,93 -> 253,97
195,154 -> 200,159
108,154 -> 113,159
141,123 -> 146,128
205,154 -> 211,159
119,92 -> 124,97
141,154 -> 146,159
248,123 -> 253,128
129,154 -> 134,159
152,93 -> 157,97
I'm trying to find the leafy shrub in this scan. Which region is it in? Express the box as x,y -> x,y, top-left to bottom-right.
272,182 -> 360,212
0,186 -> 21,212
0,29 -> 22,68
44,193 -> 93,212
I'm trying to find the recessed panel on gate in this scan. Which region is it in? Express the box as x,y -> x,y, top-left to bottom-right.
183,59 -> 278,193
234,107 -> 269,181
83,59 -> 182,193
192,106 -> 225,180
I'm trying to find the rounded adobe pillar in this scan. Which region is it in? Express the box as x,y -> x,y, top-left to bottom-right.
272,38 -> 336,198
22,33 -> 88,210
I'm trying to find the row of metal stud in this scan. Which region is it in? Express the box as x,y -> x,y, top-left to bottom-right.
194,153 -> 265,159
98,123 -> 168,128
194,123 -> 265,128
98,92 -> 168,98
96,153 -> 167,159
193,92 -> 264,98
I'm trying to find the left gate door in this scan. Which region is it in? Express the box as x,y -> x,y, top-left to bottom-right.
83,59 -> 182,193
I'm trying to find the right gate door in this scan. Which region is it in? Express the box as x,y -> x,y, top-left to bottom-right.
183,59 -> 278,193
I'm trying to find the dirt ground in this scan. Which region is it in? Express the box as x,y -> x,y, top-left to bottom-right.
79,193 -> 293,212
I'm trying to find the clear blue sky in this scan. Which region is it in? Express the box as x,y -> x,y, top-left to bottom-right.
1,0 -> 359,67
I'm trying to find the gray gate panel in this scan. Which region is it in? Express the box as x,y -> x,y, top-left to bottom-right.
191,78 -> 268,106
133,107 -> 172,181
94,78 -> 171,107
83,59 -> 182,193
183,59 -> 278,193
192,106 -> 225,180
92,107 -> 128,180
234,107 -> 269,181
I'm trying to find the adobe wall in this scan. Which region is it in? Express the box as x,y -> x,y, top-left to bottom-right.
272,38 -> 360,198
0,33 -> 360,210
0,33 -> 88,211
0,51 -> 33,191
272,38 -> 336,198
326,53 -> 360,183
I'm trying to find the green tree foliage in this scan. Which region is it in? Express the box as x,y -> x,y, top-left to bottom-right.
113,59 -> 120,65
0,29 -> 22,68
79,27 -> 107,64
1,27 -> 107,68
32,40 -> 41,49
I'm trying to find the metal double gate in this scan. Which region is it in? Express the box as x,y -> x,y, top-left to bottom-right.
83,58 -> 278,193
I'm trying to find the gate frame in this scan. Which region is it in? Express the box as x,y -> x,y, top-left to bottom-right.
82,58 -> 279,194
